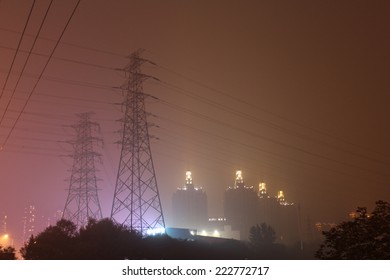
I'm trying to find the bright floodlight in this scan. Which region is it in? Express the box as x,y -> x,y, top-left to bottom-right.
146,227 -> 165,236
235,170 -> 243,183
185,171 -> 193,185
278,190 -> 285,201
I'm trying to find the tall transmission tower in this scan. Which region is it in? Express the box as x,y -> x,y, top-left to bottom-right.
62,112 -> 103,228
111,50 -> 165,235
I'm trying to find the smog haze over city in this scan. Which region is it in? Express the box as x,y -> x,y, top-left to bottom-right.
0,0 -> 389,249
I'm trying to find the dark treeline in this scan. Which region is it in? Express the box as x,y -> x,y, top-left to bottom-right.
14,200 -> 389,259
0,245 -> 16,260
19,219 -> 310,260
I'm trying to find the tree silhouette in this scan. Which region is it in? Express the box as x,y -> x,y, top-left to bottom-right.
20,219 -> 291,259
248,223 -> 284,259
316,200 -> 390,259
20,218 -> 143,260
21,219 -> 77,260
77,218 -> 142,259
249,223 -> 276,248
0,245 -> 17,260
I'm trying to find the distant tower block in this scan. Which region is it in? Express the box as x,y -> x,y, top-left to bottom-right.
172,171 -> 208,229
23,205 -> 36,242
110,50 -> 165,235
224,170 -> 258,240
62,112 -> 103,228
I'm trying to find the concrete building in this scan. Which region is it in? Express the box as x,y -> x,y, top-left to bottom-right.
224,170 -> 258,240
172,171 -> 208,230
224,170 -> 300,244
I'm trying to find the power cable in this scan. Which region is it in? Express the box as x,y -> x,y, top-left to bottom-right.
0,26 -> 126,58
0,0 -> 54,126
155,62 -> 390,160
155,98 -> 390,180
0,0 -> 36,101
158,80 -> 390,166
0,43 -> 119,71
1,0 -> 82,149
0,68 -> 122,92
156,114 -> 390,188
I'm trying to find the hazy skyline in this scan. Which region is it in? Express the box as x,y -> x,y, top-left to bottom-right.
1,0 -> 389,247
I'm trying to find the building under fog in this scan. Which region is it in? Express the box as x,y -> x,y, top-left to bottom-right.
172,171 -> 208,230
224,170 -> 258,240
224,170 -> 300,244
171,170 -> 300,244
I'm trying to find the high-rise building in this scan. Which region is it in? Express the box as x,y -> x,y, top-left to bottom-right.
172,171 -> 208,229
258,188 -> 299,244
22,205 -> 35,242
224,170 -> 300,244
224,170 -> 258,240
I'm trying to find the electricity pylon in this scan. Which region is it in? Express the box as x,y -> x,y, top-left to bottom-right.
110,50 -> 165,235
62,112 -> 103,228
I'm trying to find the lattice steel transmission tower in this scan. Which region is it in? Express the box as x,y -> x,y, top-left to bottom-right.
62,112 -> 103,228
110,50 -> 165,235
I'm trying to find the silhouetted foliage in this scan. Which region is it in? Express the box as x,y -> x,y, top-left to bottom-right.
20,218 -> 142,260
248,223 -> 285,258
0,245 -> 17,260
316,200 -> 390,259
249,223 -> 276,248
77,218 -> 142,259
20,218 -> 312,259
20,219 -> 78,259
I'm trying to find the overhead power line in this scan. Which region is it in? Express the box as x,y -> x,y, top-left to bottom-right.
154,97 -> 390,180
0,0 -> 54,126
157,80 -> 390,167
0,43 -> 119,71
155,62 -> 390,161
1,0 -> 82,150
0,0 -> 36,101
0,26 -> 127,58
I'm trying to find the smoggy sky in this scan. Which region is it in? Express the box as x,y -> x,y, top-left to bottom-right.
0,0 -> 389,246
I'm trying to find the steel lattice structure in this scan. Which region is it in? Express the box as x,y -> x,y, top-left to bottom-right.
110,50 -> 165,235
62,112 -> 103,228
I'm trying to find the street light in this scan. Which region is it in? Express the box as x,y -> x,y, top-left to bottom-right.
1,233 -> 10,246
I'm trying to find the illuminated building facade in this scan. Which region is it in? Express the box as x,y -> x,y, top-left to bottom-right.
22,205 -> 36,242
172,171 -> 208,229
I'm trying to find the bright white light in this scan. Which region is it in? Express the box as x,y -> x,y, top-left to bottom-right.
186,171 -> 193,185
213,230 -> 220,237
235,170 -> 243,184
146,227 -> 165,236
277,190 -> 286,204
0,233 -> 10,246
259,182 -> 267,194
